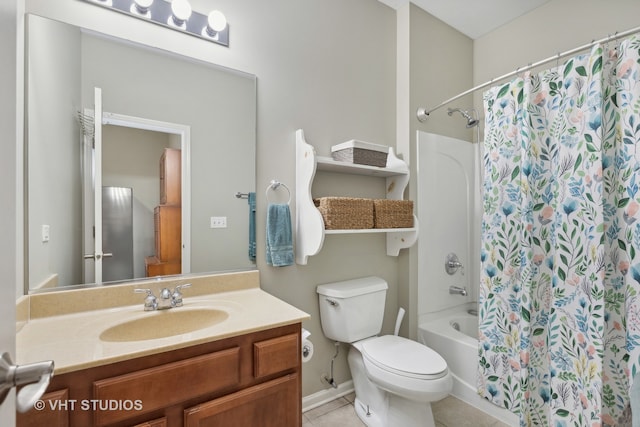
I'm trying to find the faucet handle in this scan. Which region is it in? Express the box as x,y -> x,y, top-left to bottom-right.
172,283 -> 191,307
445,253 -> 464,275
134,289 -> 157,311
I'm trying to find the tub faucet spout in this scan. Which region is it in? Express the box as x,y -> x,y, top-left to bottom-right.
449,286 -> 467,296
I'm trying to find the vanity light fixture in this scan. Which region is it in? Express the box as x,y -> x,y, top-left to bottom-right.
82,0 -> 229,47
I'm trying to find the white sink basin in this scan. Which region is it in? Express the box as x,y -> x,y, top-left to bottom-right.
99,308 -> 229,342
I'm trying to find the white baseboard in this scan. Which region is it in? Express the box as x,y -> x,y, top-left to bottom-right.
302,380 -> 355,413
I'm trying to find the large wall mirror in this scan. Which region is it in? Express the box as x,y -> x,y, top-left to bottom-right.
25,14 -> 257,294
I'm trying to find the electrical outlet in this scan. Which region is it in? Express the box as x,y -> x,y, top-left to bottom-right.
210,216 -> 227,228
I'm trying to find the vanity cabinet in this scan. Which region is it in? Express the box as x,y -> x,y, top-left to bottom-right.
295,129 -> 418,264
17,324 -> 302,427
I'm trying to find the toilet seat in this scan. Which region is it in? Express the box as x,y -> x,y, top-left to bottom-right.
360,335 -> 448,380
353,335 -> 452,403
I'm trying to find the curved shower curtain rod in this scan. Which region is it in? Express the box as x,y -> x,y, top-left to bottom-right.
416,24 -> 640,122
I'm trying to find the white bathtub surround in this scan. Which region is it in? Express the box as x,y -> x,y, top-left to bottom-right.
416,132 -> 481,315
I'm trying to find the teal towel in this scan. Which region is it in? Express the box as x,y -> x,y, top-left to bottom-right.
266,203 -> 294,267
248,192 -> 256,261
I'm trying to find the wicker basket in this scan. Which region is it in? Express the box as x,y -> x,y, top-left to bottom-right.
331,140 -> 389,167
314,197 -> 374,230
373,199 -> 414,229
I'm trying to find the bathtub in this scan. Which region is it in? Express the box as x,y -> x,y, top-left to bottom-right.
418,306 -> 518,426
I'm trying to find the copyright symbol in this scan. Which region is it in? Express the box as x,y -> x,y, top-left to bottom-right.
33,400 -> 45,411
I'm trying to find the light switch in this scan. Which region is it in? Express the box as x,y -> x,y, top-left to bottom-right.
42,224 -> 50,242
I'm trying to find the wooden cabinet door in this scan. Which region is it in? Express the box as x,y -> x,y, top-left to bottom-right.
132,417 -> 167,427
16,389 -> 70,427
93,348 -> 240,426
160,148 -> 181,206
154,205 -> 181,262
184,374 -> 300,427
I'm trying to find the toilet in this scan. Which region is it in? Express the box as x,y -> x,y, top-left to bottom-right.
316,277 -> 452,427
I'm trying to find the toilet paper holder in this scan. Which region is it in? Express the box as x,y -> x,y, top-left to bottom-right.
303,343 -> 312,359
301,328 -> 313,362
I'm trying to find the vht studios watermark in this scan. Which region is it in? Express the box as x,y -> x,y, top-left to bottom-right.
34,399 -> 143,412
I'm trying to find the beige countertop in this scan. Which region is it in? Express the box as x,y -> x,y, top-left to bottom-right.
16,270 -> 310,374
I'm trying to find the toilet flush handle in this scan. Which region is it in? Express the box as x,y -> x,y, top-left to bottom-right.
325,298 -> 340,307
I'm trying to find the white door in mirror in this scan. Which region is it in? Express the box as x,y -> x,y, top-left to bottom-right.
0,352 -> 54,413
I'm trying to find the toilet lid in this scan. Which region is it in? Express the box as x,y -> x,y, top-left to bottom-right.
361,335 -> 447,379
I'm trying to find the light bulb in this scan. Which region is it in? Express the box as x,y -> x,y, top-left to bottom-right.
170,0 -> 192,26
132,0 -> 153,15
207,10 -> 227,33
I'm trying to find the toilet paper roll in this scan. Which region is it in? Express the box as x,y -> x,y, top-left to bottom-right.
301,328 -> 313,362
302,339 -> 314,363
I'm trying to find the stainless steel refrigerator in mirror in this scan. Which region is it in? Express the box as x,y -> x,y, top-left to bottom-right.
102,186 -> 134,282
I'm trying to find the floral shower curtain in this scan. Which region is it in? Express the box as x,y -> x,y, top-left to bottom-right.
479,36 -> 640,427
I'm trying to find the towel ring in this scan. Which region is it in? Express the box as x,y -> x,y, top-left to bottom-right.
266,180 -> 291,205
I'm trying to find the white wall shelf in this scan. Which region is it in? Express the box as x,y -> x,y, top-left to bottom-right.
295,129 -> 418,265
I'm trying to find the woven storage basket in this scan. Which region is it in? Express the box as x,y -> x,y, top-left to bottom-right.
314,197 -> 374,230
331,147 -> 388,167
373,199 -> 414,228
331,140 -> 389,167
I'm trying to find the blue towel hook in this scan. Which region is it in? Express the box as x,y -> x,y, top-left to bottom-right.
266,180 -> 291,205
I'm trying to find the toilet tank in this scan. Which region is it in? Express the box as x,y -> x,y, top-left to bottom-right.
316,276 -> 388,343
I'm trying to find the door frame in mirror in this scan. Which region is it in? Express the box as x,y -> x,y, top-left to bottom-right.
100,111 -> 192,279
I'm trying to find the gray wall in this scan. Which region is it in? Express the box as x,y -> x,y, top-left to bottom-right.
473,0 -> 640,118
398,3 -> 474,340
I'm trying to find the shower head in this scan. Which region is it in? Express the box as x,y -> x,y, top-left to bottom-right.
447,107 -> 479,128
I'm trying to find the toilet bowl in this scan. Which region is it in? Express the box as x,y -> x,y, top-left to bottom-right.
317,277 -> 452,427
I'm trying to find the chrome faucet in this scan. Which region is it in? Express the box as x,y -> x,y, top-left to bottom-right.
445,253 -> 464,275
449,285 -> 468,296
135,284 -> 191,311
158,288 -> 174,310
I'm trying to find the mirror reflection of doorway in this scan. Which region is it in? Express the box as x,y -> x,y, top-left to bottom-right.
102,127 -> 181,281
81,101 -> 190,284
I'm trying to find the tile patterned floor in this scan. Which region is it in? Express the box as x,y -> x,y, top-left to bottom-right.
303,393 -> 512,427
